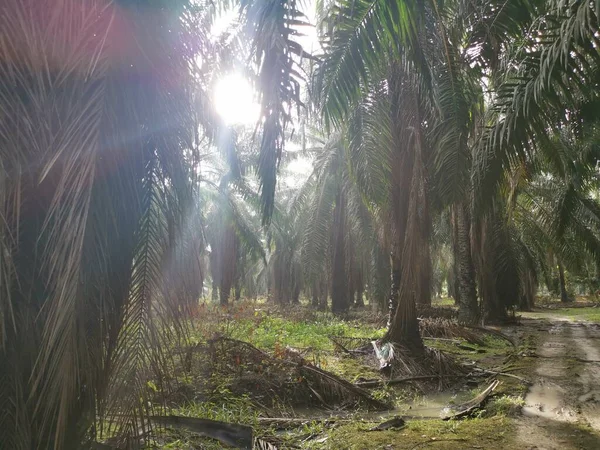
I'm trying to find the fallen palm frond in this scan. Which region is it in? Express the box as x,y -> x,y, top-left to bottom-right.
471,368 -> 530,384
327,318 -> 488,354
298,360 -> 387,410
368,416 -> 406,431
416,305 -> 458,320
258,417 -> 341,429
184,337 -> 388,411
254,436 -> 287,450
419,318 -> 485,346
441,379 -> 500,420
369,341 -> 468,390
355,374 -> 467,389
464,325 -> 516,348
328,335 -> 374,354
150,416 -> 253,449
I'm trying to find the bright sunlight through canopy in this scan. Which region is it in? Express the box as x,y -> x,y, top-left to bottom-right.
214,73 -> 260,125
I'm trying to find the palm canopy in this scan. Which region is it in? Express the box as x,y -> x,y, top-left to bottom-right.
475,0 -> 600,207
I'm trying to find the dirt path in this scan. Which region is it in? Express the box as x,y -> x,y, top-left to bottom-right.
514,317 -> 600,449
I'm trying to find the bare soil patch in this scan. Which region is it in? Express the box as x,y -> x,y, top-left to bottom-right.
513,316 -> 600,449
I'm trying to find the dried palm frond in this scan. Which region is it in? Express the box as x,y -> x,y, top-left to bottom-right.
418,318 -> 485,346
193,337 -> 388,411
379,343 -> 468,388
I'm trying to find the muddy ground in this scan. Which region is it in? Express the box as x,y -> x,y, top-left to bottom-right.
510,314 -> 600,449
292,311 -> 600,449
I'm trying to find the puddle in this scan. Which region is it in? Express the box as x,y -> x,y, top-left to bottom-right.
517,317 -> 600,448
286,387 -> 475,423
522,381 -> 576,421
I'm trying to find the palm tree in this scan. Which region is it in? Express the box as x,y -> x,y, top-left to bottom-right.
313,0 -> 482,345
297,132 -> 356,313
267,204 -> 304,304
0,0 -> 215,447
236,0 -> 314,224
511,124 -> 600,305
206,185 -> 265,305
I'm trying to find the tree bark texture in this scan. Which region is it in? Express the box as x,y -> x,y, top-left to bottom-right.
454,203 -> 479,325
558,261 -> 570,303
331,189 -> 349,314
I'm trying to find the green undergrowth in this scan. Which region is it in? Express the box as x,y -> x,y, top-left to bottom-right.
170,386 -> 259,426
302,415 -> 512,449
325,354 -> 381,382
521,306 -> 600,323
151,304 -> 525,449
150,395 -> 259,450
425,334 -> 511,363
229,314 -> 385,351
548,307 -> 600,323
481,394 -> 525,417
431,297 -> 457,308
193,305 -> 386,352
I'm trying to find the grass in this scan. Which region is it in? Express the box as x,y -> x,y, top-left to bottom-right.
432,297 -> 456,308
304,415 -> 512,449
230,314 -> 385,351
424,334 -> 512,363
170,387 -> 258,425
193,303 -> 386,352
521,307 -> 600,323
550,307 -> 600,322
481,395 -> 525,417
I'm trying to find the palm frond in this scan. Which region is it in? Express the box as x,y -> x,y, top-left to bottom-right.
314,0 -> 426,128
241,0 -> 311,224
475,0 -> 600,207
0,0 -> 204,447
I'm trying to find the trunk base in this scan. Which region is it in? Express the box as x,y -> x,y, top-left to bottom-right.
372,342 -> 467,387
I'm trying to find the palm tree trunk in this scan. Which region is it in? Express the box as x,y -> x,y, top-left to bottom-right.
355,280 -> 364,307
219,282 -> 231,306
311,281 -> 319,308
292,280 -> 301,304
418,252 -> 432,306
596,262 -> 600,296
319,289 -> 328,311
558,261 -> 570,303
454,203 -> 479,324
385,257 -> 424,351
209,249 -> 220,303
218,225 -> 237,306
520,269 -> 536,311
331,189 -> 348,314
234,281 -> 242,302
387,257 -> 400,328
475,215 -> 508,323
382,63 -> 427,351
272,263 -> 289,304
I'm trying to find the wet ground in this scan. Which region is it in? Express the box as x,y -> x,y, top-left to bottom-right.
277,313 -> 600,448
513,316 -> 600,449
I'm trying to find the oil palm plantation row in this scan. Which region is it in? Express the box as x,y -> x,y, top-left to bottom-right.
311,0 -> 600,347
1,0 -> 599,448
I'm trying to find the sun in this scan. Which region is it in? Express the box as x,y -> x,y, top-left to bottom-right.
214,73 -> 260,125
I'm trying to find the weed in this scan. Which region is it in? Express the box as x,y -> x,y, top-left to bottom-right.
480,395 -> 524,417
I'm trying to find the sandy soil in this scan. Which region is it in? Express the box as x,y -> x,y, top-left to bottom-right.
513,317 -> 600,449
